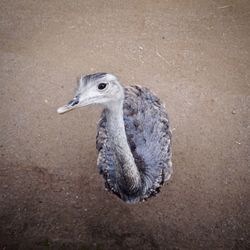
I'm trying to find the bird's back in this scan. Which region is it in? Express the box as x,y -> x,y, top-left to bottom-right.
96,85 -> 172,202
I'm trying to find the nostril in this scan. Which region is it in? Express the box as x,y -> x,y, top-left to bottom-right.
68,98 -> 79,106
73,99 -> 79,105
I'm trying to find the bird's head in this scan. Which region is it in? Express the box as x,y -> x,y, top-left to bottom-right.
57,73 -> 124,114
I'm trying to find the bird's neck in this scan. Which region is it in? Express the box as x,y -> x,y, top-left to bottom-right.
105,100 -> 141,195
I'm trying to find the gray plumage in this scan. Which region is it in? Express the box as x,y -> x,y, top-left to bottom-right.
96,85 -> 172,203
57,73 -> 172,204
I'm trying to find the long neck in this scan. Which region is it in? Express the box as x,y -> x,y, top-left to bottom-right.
105,100 -> 141,194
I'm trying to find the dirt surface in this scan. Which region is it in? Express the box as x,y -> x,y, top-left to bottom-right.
0,0 -> 250,249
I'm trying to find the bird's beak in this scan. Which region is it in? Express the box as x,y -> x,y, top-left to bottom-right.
57,96 -> 80,114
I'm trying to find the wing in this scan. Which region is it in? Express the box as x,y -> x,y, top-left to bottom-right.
122,86 -> 172,197
96,85 -> 172,200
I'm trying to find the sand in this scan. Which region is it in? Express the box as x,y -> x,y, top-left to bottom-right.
0,0 -> 249,249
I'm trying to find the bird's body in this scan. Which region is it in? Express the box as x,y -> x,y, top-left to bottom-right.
96,85 -> 172,203
58,73 -> 172,203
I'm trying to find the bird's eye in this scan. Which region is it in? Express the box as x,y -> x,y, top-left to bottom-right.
98,83 -> 107,90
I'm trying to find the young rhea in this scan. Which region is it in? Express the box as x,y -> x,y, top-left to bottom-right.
57,73 -> 172,203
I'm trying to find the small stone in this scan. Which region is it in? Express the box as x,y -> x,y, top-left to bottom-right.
73,203 -> 82,209
232,110 -> 236,114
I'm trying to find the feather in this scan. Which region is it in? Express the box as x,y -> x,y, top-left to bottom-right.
96,85 -> 172,202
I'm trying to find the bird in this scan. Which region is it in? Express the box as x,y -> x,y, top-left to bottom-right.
57,73 -> 172,203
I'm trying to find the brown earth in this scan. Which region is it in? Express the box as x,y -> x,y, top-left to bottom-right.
0,0 -> 250,249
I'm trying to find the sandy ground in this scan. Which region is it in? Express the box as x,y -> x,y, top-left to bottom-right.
0,0 -> 250,249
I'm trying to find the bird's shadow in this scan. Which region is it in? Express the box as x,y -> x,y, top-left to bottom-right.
0,161 -> 170,250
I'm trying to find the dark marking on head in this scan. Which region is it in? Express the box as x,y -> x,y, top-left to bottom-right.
83,72 -> 108,83
77,73 -> 110,93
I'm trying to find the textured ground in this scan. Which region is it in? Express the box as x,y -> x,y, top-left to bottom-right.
0,0 -> 250,249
